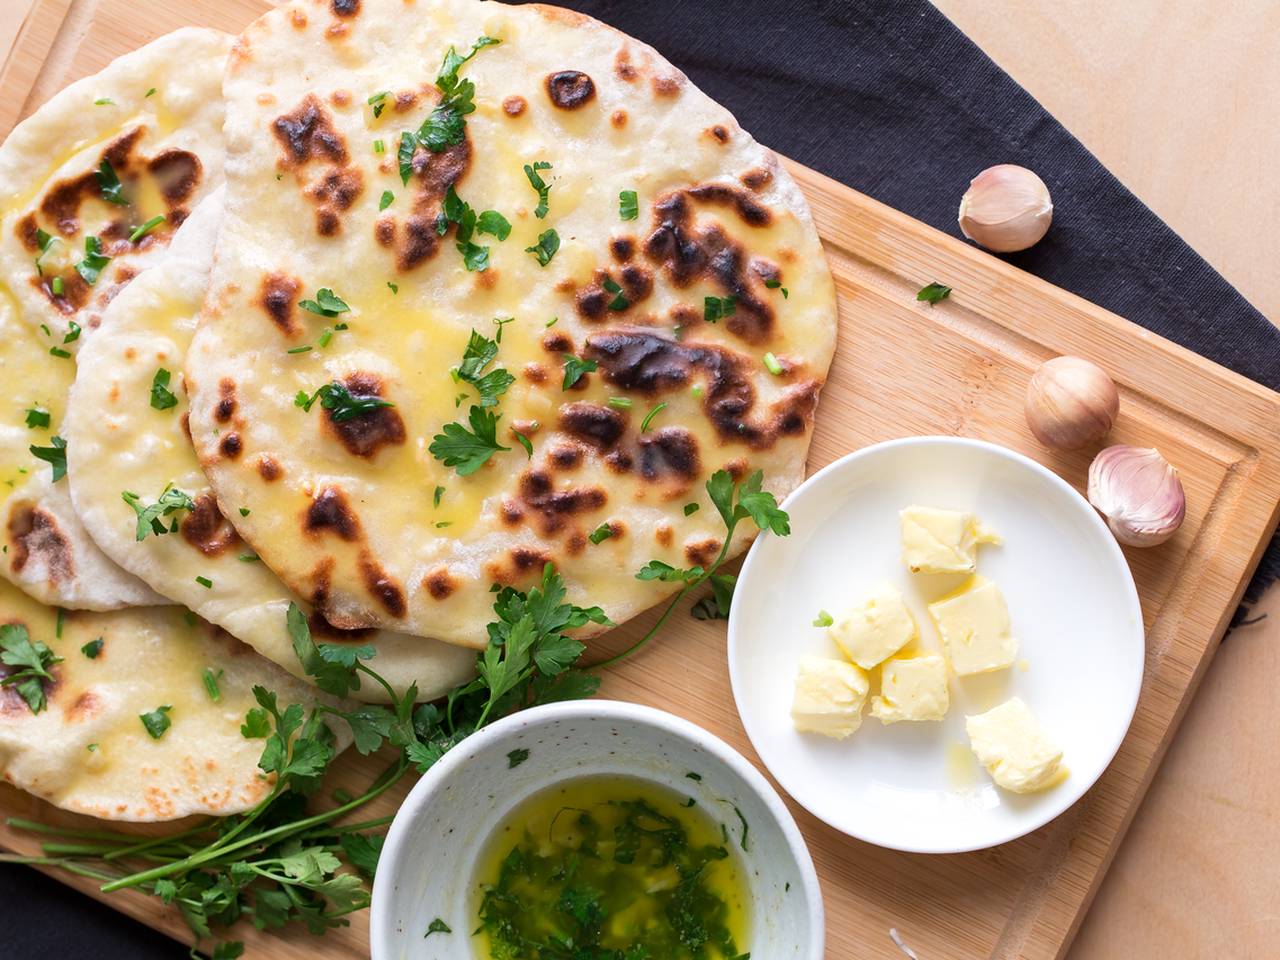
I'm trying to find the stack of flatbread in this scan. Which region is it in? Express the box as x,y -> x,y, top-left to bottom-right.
0,0 -> 835,821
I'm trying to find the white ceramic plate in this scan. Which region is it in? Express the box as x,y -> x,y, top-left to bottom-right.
727,436 -> 1144,853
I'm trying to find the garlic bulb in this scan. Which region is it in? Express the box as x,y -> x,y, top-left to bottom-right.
1025,356 -> 1118,450
958,164 -> 1053,252
1087,446 -> 1186,546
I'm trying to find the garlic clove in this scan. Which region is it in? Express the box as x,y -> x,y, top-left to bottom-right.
1025,356 -> 1119,450
1087,445 -> 1186,547
958,164 -> 1053,253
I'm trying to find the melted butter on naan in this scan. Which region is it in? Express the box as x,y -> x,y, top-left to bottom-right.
187,0 -> 836,645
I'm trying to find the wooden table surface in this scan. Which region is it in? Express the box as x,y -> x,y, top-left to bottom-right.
3,1 -> 1277,956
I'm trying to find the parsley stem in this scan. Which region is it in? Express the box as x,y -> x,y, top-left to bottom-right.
0,854 -> 121,883
100,819 -> 215,861
100,760 -> 408,893
5,818 -> 140,843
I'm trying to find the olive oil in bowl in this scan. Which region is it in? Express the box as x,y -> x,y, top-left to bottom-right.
472,774 -> 752,959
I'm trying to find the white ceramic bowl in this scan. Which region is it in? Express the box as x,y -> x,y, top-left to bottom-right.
371,699 -> 824,960
728,436 -> 1145,853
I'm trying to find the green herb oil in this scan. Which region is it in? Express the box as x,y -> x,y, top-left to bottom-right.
472,775 -> 751,959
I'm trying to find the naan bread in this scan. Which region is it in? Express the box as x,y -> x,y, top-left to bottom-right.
0,28 -> 232,609
66,191 -> 475,701
187,0 -> 837,646
0,578 -> 352,821
0,28 -> 232,340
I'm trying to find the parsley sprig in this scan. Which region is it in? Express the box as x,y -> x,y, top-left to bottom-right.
454,330 -> 514,407
398,36 -> 499,184
429,404 -> 509,476
29,435 -> 67,482
295,382 -> 394,422
0,623 -> 63,714
122,485 -> 195,541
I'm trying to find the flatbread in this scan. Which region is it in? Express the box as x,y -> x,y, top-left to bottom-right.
0,28 -> 232,609
66,191 -> 475,701
0,577 -> 352,822
0,28 -> 232,340
187,0 -> 837,646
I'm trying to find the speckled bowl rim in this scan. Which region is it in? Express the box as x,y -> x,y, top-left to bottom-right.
370,698 -> 824,959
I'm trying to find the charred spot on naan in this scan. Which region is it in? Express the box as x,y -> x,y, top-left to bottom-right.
6,503 -> 73,584
585,331 -> 820,449
180,494 -> 241,557
574,265 -> 653,321
377,135 -> 471,272
610,236 -> 636,262
546,71 -> 596,110
685,537 -> 723,568
517,470 -> 607,536
273,95 -> 366,235
486,547 -> 554,587
258,272 -> 302,337
638,428 -> 701,490
424,566 -> 457,600
215,378 -> 238,423
502,96 -> 528,117
358,550 -> 405,618
256,455 -> 283,482
330,0 -> 360,17
707,125 -> 731,144
559,402 -> 626,449
643,187 -> 774,343
307,610 -> 374,642
307,166 -> 364,237
322,373 -> 405,458
304,486 -> 362,541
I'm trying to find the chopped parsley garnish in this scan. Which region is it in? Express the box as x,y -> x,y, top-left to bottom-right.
637,560 -> 704,584
704,295 -> 736,322
129,215 -> 165,243
619,189 -> 639,221
0,623 -> 63,714
525,228 -> 559,267
140,705 -> 172,739
61,321 -> 79,345
94,98 -> 114,106
812,609 -> 834,627
916,281 -> 952,305
764,278 -> 789,298
397,131 -> 416,185
425,918 -> 452,938
433,486 -> 445,508
145,87 -> 157,98
588,523 -> 613,545
295,382 -> 395,422
95,159 -> 128,206
150,368 -> 179,410
299,288 -> 350,317
50,277 -> 64,297
441,186 -> 493,271
49,346 -> 71,359
685,772 -> 703,782
238,554 -> 259,563
523,161 -> 552,218
75,236 -> 111,285
81,638 -> 104,659
506,749 -> 530,769
639,401 -> 667,432
367,90 -> 389,118
29,435 -> 67,482
763,352 -> 784,375
416,36 -> 501,153
196,576 -> 213,589
690,573 -> 736,620
467,210 -> 510,246
429,404 -> 509,476
512,431 -> 533,458
202,667 -> 223,702
684,503 -> 699,516
33,228 -> 58,275
492,315 -> 514,342
386,281 -> 398,294
373,139 -> 385,154
607,396 -> 632,409
602,276 -> 628,310
561,355 -> 597,389
122,485 -> 195,541
24,407 -> 50,429
378,190 -> 394,211
238,507 -> 250,517
455,330 -> 514,407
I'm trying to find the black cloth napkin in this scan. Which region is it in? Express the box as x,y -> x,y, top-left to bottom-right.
4,1 -> 1276,956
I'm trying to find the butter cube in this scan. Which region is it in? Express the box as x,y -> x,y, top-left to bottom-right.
791,655 -> 869,739
966,697 -> 1064,793
829,580 -> 918,669
928,576 -> 1018,676
900,505 -> 1001,574
870,655 -> 950,723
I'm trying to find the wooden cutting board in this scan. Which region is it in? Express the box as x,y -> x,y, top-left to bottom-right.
2,1 -> 1279,957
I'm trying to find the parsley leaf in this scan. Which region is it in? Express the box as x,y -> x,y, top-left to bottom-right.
525,228 -> 559,266
476,210 -> 511,240
916,281 -> 952,305
429,405 -> 509,476
240,707 -> 270,739
588,523 -> 613,545
561,354 -> 597,389
24,407 -> 50,429
0,623 -> 62,714
298,288 -> 350,317
441,186 -> 491,271
139,705 -> 172,739
602,276 -> 628,310
367,90 -> 389,118
202,667 -> 223,702
95,159 -> 128,206
425,918 -> 452,937
121,486 -> 195,541
690,572 -> 736,620
637,560 -> 704,583
80,638 -> 103,659
75,236 -> 111,285
417,36 -> 501,152
33,228 -> 58,276
619,189 -> 639,221
704,295 -> 736,322
379,190 -> 394,211
397,131 -> 416,185
812,609 -> 834,627
29,435 -> 67,482
506,748 -> 530,769
455,330 -> 514,407
150,368 -> 178,410
523,161 -> 552,218
297,381 -> 395,422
